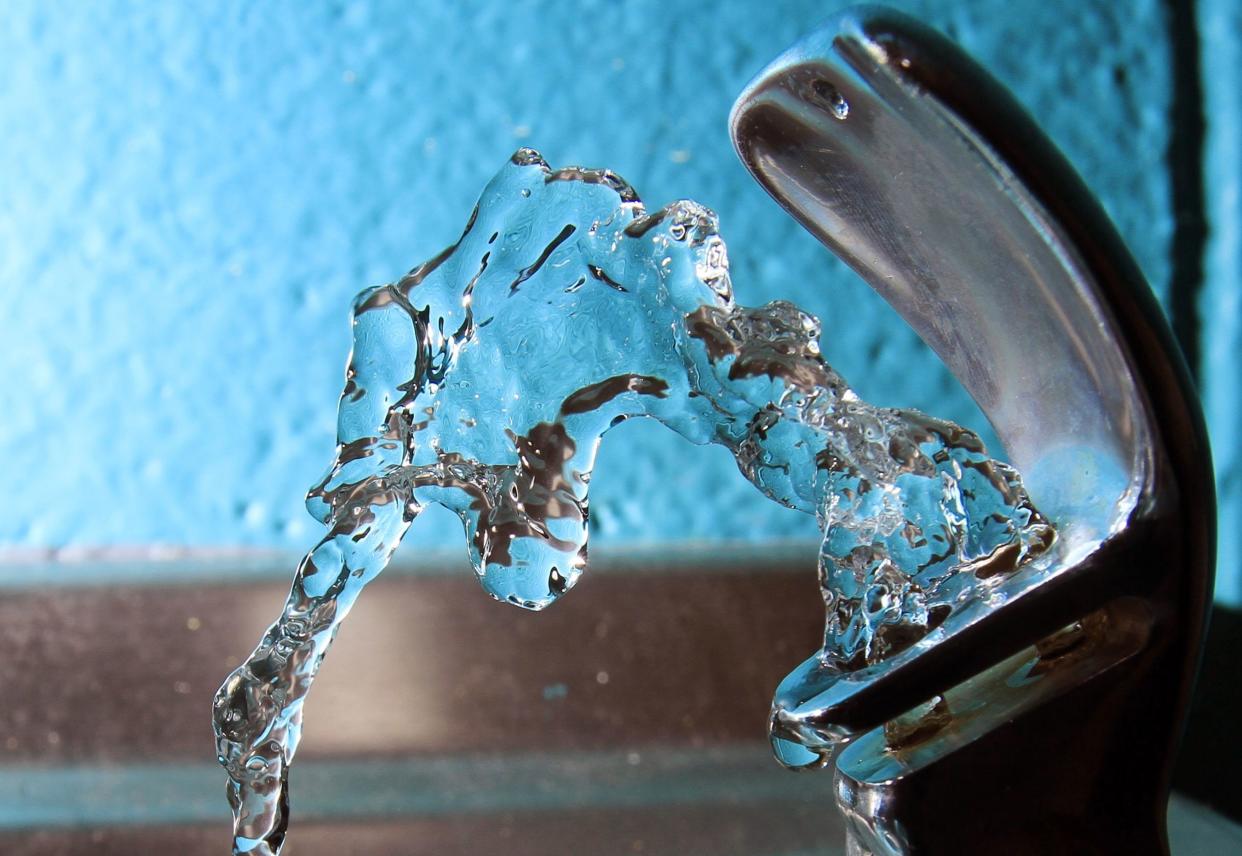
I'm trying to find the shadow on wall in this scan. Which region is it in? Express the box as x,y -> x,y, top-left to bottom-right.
1174,605 -> 1242,821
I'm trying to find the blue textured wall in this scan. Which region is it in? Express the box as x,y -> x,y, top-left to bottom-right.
1202,0 -> 1242,605
5,1 -> 1230,600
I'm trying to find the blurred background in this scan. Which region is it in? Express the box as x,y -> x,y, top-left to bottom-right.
1,1 -> 1239,853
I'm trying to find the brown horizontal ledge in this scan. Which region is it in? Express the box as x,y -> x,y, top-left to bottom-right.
0,555 -> 824,765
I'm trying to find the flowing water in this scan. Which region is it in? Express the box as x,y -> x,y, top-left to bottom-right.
212,149 -> 1054,854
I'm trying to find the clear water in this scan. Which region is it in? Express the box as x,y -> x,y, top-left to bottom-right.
212,149 -> 1054,853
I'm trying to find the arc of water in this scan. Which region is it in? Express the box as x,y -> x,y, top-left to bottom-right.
212,150 -> 1051,855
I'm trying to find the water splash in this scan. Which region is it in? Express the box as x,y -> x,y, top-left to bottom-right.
212,149 -> 1053,853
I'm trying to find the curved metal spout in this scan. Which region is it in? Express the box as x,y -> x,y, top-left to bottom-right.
731,6 -> 1215,854
730,7 -> 1152,536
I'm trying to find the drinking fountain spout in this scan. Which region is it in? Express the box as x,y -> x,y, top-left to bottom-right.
731,6 -> 1215,854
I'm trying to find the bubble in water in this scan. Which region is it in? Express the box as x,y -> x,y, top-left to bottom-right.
213,148 -> 1053,853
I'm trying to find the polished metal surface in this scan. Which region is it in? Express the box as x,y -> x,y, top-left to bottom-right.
0,558 -> 843,854
732,6 -> 1215,854
1,559 -> 1236,854
731,9 -> 1147,537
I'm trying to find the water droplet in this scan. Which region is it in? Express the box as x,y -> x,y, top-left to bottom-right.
812,78 -> 849,120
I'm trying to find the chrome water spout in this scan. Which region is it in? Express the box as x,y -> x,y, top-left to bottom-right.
731,7 -> 1215,854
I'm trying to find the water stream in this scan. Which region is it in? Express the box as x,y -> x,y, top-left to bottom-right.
212,150 -> 1053,854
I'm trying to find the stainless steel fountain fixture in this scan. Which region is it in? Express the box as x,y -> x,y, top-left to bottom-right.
731,7 -> 1215,854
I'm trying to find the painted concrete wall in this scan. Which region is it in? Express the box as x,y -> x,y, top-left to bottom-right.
1201,0 -> 1242,605
2,1 -> 1231,601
